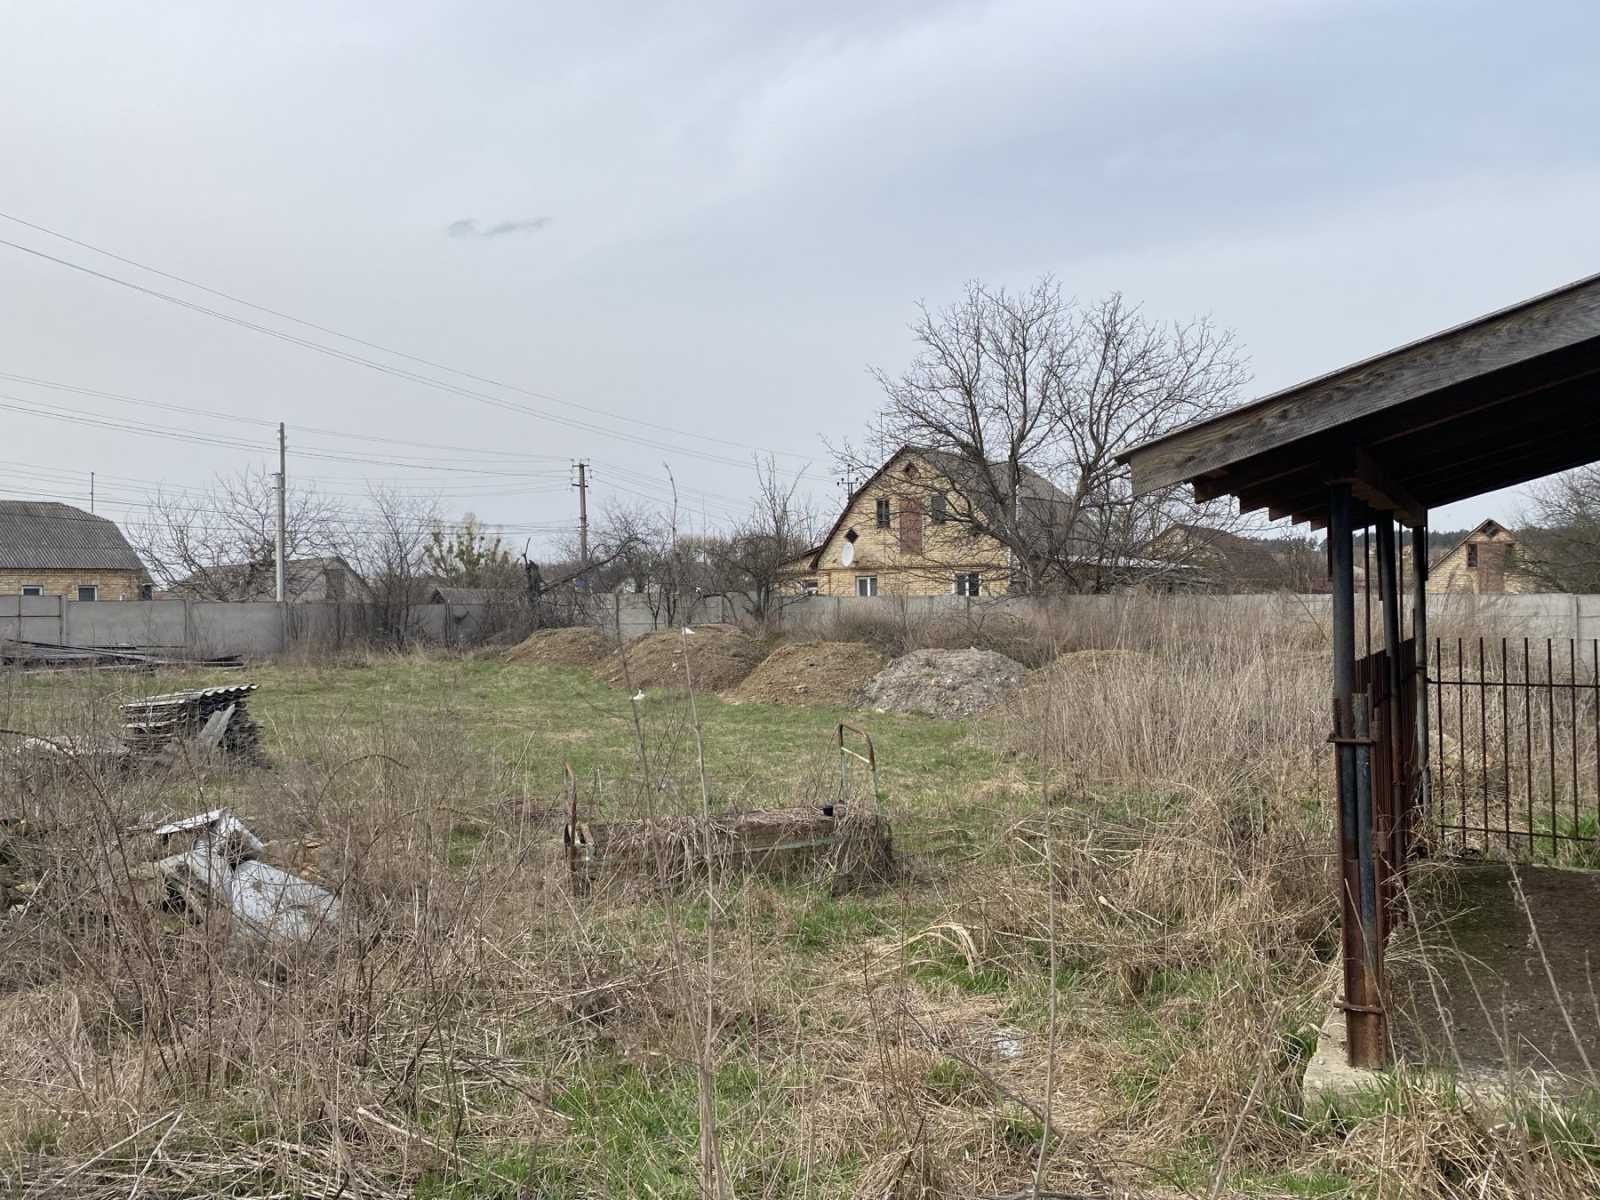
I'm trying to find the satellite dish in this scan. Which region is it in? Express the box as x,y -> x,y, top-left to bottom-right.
840,541 -> 855,566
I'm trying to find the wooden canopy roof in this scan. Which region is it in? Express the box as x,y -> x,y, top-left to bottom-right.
1119,272 -> 1600,529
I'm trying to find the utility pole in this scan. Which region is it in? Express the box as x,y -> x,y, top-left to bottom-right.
573,460 -> 590,580
275,423 -> 287,603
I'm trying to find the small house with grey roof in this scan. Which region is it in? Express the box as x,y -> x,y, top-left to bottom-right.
0,501 -> 150,600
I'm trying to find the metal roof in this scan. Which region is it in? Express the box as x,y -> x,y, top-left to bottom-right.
0,501 -> 147,572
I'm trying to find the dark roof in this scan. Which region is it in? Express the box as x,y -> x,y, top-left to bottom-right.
1119,272 -> 1600,530
0,502 -> 147,572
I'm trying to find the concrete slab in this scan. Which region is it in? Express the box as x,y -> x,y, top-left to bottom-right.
1304,863 -> 1600,1111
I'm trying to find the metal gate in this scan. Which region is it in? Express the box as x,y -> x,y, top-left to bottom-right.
1427,636 -> 1600,865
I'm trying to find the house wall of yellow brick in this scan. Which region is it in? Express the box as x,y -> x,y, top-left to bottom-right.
1426,528 -> 1535,595
0,569 -> 147,600
786,453 -> 1012,597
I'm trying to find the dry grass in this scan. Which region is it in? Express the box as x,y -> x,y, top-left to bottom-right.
2,607 -> 1598,1197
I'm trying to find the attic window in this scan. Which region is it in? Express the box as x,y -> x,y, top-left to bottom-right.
1467,544 -> 1479,568
931,492 -> 947,524
875,498 -> 891,528
845,528 -> 859,543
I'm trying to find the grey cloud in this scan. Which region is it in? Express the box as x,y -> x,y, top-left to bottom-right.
448,217 -> 552,238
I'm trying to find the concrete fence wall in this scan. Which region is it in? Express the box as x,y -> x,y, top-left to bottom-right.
0,595 -> 515,658
769,591 -> 1600,644
5,590 -> 1600,660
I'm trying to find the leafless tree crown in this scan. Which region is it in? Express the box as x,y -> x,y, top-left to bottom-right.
847,277 -> 1250,591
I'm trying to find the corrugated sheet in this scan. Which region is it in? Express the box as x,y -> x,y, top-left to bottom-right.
0,502 -> 147,571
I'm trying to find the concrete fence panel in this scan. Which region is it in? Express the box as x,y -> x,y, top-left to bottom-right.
7,592 -> 1600,660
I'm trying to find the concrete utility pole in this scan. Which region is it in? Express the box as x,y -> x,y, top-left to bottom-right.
573,460 -> 590,579
275,423 -> 287,603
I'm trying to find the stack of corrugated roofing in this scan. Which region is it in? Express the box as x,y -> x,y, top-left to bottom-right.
120,683 -> 263,762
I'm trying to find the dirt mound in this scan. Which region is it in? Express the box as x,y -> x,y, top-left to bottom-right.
505,626 -> 614,667
862,648 -> 1026,719
728,641 -> 886,707
599,624 -> 767,692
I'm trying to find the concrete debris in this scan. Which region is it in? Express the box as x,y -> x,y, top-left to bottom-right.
10,734 -> 129,770
155,807 -> 264,860
120,684 -> 264,763
160,844 -> 340,944
567,805 -> 893,896
862,648 -> 1026,719
155,806 -> 338,944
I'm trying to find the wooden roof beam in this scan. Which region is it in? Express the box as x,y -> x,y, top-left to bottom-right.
1122,273 -> 1600,495
1338,450 -> 1426,528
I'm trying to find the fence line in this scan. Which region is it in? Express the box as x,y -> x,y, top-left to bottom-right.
4,589 -> 1600,659
1428,635 -> 1600,865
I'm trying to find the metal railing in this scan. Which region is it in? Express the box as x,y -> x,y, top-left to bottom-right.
1429,636 -> 1600,865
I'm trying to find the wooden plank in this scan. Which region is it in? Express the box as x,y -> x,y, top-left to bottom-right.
1124,275 -> 1600,494
1193,359 -> 1600,522
1341,451 -> 1426,529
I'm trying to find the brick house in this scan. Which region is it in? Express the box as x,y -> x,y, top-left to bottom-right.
0,502 -> 150,600
780,446 -> 1063,597
1427,518 -> 1537,594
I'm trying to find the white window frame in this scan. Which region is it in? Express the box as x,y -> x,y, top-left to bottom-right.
800,579 -> 819,595
953,572 -> 981,597
855,575 -> 879,597
20,584 -> 42,597
76,584 -> 98,602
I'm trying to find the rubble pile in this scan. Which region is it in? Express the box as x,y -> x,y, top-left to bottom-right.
152,808 -> 340,944
862,648 -> 1027,719
727,641 -> 885,707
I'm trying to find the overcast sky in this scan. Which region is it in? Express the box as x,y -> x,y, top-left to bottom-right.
3,0 -> 1598,556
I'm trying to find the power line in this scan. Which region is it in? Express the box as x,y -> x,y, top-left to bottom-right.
0,215 -> 820,472
0,390 -> 590,475
0,369 -> 576,464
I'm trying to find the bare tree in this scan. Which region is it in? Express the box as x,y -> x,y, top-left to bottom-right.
1518,466 -> 1600,591
712,455 -> 817,621
845,278 -> 1247,592
129,466 -> 346,597
345,487 -> 442,643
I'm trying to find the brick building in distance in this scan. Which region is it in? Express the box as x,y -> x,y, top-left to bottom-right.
1427,519 -> 1537,594
0,501 -> 150,600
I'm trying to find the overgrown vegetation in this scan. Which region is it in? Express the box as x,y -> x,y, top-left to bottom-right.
2,612 -> 1598,1197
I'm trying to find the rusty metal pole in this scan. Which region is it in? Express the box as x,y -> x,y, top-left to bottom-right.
1376,513 -> 1405,900
1411,520 -> 1431,840
1330,484 -> 1384,1067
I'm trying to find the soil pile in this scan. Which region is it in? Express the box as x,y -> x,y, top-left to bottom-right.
505,626 -> 614,667
728,641 -> 885,707
599,624 -> 767,692
862,648 -> 1026,719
